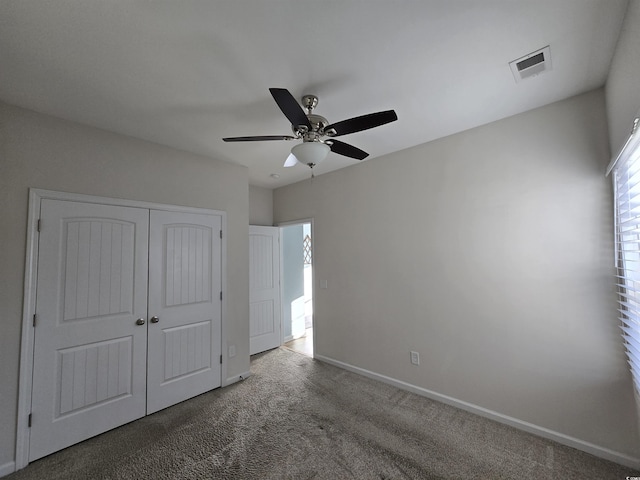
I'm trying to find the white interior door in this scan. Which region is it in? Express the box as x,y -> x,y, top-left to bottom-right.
249,226 -> 281,355
146,210 -> 222,414
30,200 -> 149,461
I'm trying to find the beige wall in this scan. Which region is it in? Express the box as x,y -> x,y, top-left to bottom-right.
274,89 -> 640,459
607,0 -> 640,154
0,102 -> 250,468
249,185 -> 273,225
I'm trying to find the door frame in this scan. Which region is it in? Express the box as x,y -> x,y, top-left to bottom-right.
16,188 -> 228,470
276,218 -> 315,356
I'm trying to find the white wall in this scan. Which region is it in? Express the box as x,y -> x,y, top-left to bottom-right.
274,89 -> 640,459
0,102 -> 250,469
281,224 -> 305,339
607,0 -> 640,154
249,185 -> 273,225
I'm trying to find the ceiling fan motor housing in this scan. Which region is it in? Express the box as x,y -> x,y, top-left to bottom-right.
293,112 -> 330,141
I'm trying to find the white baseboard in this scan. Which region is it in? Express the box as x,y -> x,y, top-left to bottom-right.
315,354 -> 640,470
283,334 -> 294,343
222,371 -> 251,387
0,460 -> 16,477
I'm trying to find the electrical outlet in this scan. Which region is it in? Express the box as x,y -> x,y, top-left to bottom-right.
410,351 -> 420,365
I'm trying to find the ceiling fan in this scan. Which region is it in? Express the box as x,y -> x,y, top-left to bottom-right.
223,88 -> 398,172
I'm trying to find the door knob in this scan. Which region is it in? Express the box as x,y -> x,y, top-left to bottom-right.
150,316 -> 160,324
135,318 -> 146,326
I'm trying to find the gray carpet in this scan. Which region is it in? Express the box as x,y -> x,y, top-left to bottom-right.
7,347 -> 639,479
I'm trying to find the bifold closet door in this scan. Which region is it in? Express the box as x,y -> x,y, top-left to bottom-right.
146,210 -> 222,414
30,200 -> 149,461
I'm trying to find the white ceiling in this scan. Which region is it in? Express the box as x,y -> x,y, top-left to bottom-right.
0,1 -> 629,188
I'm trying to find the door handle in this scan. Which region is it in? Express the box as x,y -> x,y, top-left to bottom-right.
150,316 -> 160,324
135,318 -> 146,326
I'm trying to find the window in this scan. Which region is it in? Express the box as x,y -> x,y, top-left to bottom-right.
609,116 -> 640,395
303,234 -> 312,265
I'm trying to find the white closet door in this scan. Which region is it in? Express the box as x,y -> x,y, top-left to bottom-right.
146,210 -> 222,414
249,226 -> 281,355
30,200 -> 149,461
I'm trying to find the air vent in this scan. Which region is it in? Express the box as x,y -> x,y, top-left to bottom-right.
509,46 -> 551,82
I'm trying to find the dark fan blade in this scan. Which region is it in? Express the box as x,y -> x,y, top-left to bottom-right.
325,110 -> 397,137
326,139 -> 369,160
223,135 -> 295,142
269,88 -> 312,130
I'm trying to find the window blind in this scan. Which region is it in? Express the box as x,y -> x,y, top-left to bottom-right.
610,116 -> 640,395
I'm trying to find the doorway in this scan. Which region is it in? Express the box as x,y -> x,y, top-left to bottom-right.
281,222 -> 313,357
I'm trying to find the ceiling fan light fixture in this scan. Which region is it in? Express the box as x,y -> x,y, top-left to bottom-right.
291,142 -> 330,167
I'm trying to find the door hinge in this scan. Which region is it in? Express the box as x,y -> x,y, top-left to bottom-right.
33,314 -> 37,327
220,354 -> 223,364
37,219 -> 41,232
28,414 -> 32,428
220,230 -> 223,239
220,291 -> 223,301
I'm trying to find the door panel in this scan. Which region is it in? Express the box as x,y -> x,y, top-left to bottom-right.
164,224 -> 211,306
147,210 -> 222,414
162,320 -> 212,381
57,336 -> 133,415
249,226 -> 281,355
30,200 -> 149,461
